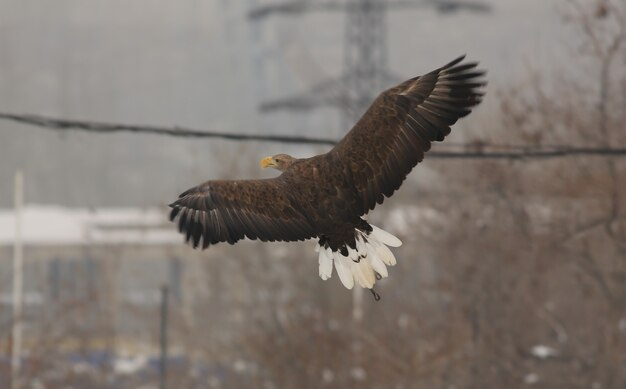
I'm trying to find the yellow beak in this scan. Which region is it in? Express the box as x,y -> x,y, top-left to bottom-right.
260,156 -> 274,168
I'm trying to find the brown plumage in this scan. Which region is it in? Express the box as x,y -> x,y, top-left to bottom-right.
169,55 -> 485,291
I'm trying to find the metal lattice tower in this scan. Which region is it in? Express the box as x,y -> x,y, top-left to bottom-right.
342,0 -> 387,126
249,0 -> 491,129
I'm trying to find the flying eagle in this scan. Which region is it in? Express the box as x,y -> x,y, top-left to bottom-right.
170,56 -> 485,298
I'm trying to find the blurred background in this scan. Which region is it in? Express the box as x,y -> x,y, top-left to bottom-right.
1,0 -> 625,388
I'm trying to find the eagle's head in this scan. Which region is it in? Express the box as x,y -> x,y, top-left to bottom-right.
260,154 -> 297,172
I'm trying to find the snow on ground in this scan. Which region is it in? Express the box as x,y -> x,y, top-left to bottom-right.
1,204 -> 451,246
113,354 -> 149,375
0,205 -> 180,246
2,201 -> 557,249
530,344 -> 559,359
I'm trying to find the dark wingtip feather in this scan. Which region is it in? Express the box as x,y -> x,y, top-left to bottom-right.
442,55 -> 466,70
445,62 -> 478,73
178,208 -> 188,233
201,237 -> 210,250
169,205 -> 181,221
178,187 -> 194,198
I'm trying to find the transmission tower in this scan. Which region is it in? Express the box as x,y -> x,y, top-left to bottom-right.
249,0 -> 491,127
342,0 -> 388,125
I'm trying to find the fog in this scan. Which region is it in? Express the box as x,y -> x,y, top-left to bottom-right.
1,0 -> 567,207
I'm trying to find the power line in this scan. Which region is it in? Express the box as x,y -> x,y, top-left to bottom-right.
1,111 -> 625,159
0,112 -> 336,146
428,149 -> 626,159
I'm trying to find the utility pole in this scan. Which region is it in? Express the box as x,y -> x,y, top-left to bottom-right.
159,285 -> 169,389
11,171 -> 24,389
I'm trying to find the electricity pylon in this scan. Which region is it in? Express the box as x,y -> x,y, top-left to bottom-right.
249,0 -> 491,128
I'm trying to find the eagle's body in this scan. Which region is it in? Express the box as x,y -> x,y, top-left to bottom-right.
170,56 -> 485,294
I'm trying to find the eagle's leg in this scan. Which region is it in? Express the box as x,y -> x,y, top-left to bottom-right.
370,288 -> 381,301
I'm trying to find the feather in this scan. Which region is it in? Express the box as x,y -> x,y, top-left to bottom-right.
333,251 -> 354,289
365,243 -> 389,278
370,225 -> 402,247
329,56 -> 485,213
318,247 -> 333,281
368,240 -> 397,266
353,259 -> 376,289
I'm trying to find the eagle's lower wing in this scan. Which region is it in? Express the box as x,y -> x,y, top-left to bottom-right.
331,55 -> 485,214
169,178 -> 317,248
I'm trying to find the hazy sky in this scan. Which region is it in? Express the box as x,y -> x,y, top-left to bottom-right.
0,0 -> 572,208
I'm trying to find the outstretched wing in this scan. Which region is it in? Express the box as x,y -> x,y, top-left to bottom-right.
169,178 -> 317,249
332,55 -> 485,214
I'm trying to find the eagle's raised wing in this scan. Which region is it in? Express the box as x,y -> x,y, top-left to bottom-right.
169,178 -> 317,249
331,55 -> 485,214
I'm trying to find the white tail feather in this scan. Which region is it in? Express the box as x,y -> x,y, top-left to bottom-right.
316,224 -> 401,290
366,243 -> 389,278
371,241 -> 397,266
370,225 -> 402,247
318,247 -> 333,280
333,251 -> 354,289
347,247 -> 376,289
353,260 -> 376,288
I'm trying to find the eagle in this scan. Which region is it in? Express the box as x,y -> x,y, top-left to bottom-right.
169,56 -> 485,298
